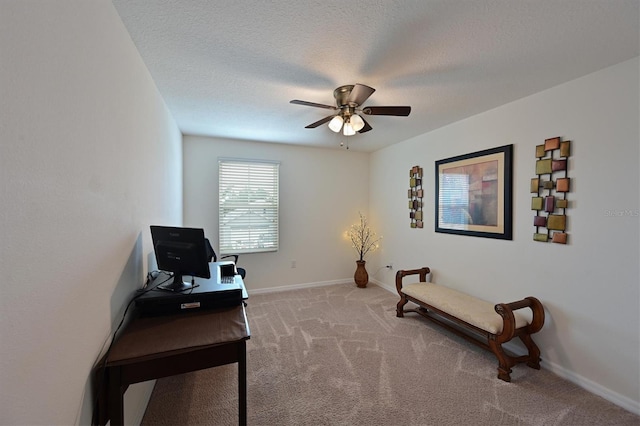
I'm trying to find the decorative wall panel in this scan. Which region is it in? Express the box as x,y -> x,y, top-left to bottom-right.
408,166 -> 423,228
531,137 -> 571,244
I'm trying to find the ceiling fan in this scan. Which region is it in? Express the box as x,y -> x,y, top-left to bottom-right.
290,83 -> 411,136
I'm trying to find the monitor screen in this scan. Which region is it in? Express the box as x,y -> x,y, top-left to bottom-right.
150,225 -> 211,292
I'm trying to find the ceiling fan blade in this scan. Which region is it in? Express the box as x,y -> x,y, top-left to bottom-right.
357,116 -> 372,133
362,106 -> 411,116
347,84 -> 376,106
305,115 -> 335,128
290,100 -> 337,110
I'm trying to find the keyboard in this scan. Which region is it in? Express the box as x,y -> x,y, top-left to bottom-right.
220,276 -> 235,284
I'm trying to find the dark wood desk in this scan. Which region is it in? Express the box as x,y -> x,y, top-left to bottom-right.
99,305 -> 250,425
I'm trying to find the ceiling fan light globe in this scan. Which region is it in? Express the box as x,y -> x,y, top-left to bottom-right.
343,122 -> 356,136
350,114 -> 365,131
328,115 -> 343,132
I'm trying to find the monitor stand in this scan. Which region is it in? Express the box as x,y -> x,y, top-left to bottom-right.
157,273 -> 199,292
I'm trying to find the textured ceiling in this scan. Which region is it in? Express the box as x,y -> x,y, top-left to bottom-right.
112,0 -> 639,152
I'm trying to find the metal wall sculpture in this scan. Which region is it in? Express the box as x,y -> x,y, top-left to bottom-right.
408,166 -> 423,228
531,137 -> 571,244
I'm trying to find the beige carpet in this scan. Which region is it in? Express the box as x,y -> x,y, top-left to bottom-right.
141,283 -> 639,425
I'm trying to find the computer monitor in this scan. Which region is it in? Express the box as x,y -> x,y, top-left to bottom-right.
150,225 -> 211,292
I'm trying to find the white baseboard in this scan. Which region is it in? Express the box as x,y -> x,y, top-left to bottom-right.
248,278 -> 352,295
374,280 -> 640,416
539,359 -> 639,415
370,278 -> 395,294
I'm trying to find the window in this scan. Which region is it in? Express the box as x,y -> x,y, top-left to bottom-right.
218,159 -> 279,254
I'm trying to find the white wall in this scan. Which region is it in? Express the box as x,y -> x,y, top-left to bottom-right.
0,2 -> 182,425
370,58 -> 640,412
8,2 -> 636,424
183,136 -> 370,291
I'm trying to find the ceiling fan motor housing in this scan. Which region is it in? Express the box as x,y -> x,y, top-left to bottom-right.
333,85 -> 355,107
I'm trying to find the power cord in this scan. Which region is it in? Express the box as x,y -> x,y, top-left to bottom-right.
142,270 -> 172,289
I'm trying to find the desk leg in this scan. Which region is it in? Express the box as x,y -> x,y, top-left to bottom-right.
108,366 -> 124,426
238,341 -> 247,426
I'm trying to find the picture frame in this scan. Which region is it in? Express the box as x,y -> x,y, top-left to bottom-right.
435,144 -> 513,240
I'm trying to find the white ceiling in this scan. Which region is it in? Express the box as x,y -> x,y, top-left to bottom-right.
112,0 -> 639,152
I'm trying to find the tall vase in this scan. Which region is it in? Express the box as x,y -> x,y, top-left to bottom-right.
354,260 -> 369,288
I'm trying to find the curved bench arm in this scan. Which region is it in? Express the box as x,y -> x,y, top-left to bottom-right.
494,296 -> 545,342
395,267 -> 431,295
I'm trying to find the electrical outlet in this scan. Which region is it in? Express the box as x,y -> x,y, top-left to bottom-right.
291,260 -> 296,268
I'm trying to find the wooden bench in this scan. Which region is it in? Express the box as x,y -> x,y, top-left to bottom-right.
395,267 -> 545,382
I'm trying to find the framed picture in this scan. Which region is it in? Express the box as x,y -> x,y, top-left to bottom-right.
435,144 -> 513,239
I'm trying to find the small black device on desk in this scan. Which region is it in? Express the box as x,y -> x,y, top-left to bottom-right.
135,261 -> 248,316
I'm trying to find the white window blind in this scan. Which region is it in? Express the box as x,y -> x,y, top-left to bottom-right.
218,159 -> 279,254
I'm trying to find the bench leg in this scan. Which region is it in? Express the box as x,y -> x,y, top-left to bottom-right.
488,340 -> 513,382
520,334 -> 541,370
396,294 -> 408,317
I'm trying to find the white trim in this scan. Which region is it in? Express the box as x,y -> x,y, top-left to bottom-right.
248,278 -> 395,296
539,359 -> 640,415
370,277 -> 395,294
248,279 -> 352,295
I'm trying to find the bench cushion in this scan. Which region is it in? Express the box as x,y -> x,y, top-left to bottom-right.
401,282 -> 529,334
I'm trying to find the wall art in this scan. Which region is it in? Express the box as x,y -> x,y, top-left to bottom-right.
435,144 -> 513,239
531,136 -> 571,244
408,165 -> 423,228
